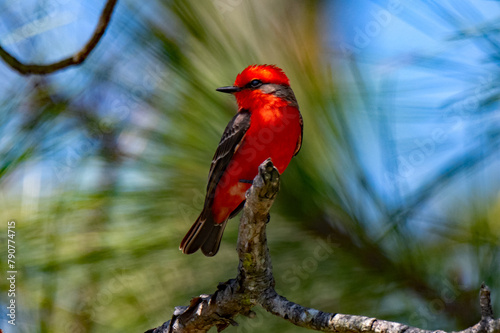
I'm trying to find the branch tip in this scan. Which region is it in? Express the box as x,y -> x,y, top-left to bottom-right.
480,283 -> 494,320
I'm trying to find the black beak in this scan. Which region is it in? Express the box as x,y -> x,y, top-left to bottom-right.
216,86 -> 241,94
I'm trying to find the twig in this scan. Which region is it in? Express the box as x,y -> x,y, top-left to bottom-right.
481,283 -> 494,320
0,0 -> 118,75
147,159 -> 500,333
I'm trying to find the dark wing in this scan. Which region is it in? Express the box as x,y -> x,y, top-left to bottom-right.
293,111 -> 304,156
204,110 -> 251,205
180,111 -> 251,256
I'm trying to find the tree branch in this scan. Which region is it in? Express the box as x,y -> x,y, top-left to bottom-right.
147,159 -> 500,333
0,0 -> 118,75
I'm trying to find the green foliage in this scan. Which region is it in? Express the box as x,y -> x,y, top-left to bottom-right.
0,0 -> 499,332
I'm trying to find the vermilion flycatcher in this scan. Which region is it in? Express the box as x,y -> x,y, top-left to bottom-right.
180,65 -> 303,256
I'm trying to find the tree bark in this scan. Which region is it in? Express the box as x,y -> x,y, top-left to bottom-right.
146,159 -> 500,333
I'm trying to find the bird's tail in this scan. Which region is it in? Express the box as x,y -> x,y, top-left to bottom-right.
179,211 -> 227,257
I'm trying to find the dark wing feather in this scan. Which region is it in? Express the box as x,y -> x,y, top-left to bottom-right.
204,110 -> 251,205
200,220 -> 228,256
180,110 -> 251,256
293,112 -> 304,156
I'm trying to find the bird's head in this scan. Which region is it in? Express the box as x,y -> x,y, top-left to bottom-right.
216,65 -> 297,111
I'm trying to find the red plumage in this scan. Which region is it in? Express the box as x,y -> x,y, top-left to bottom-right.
180,65 -> 303,256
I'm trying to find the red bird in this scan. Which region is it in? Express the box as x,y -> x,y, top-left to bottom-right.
180,65 -> 303,256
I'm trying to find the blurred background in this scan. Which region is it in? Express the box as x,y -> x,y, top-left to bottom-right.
0,0 -> 499,332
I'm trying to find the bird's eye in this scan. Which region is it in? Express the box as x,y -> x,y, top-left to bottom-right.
248,79 -> 262,88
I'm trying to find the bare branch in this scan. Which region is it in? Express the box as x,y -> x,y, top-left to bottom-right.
0,0 -> 118,75
261,290 -> 500,333
481,283 -> 494,320
147,159 -> 500,333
